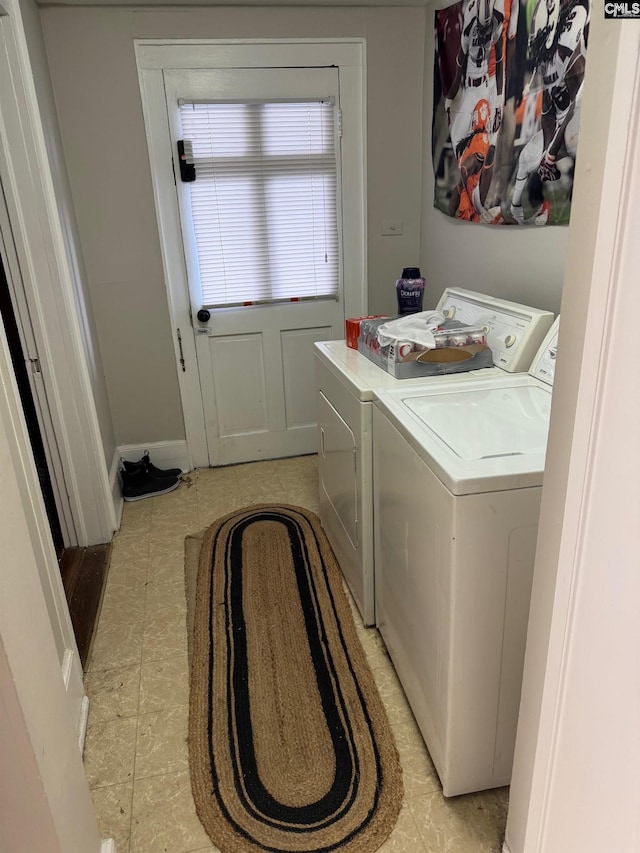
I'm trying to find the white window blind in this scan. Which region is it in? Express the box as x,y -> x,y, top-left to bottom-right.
178,99 -> 339,309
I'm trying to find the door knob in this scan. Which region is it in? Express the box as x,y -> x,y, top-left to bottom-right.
197,308 -> 211,323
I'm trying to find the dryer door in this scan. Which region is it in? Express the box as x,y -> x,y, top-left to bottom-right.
318,391 -> 358,550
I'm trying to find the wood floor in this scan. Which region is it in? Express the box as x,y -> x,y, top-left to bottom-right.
59,544 -> 111,669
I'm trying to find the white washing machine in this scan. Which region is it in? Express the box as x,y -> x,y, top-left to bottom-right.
372,319 -> 559,797
314,288 -> 554,625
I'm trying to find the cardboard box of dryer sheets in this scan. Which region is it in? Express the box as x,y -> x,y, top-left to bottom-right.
357,316 -> 494,379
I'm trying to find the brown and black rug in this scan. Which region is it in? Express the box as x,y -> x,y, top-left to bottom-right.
184,504 -> 402,853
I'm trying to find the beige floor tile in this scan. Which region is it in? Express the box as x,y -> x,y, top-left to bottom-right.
100,580 -> 146,619
252,488 -> 299,506
468,788 -> 509,852
131,770 -> 212,853
408,789 -> 507,853
233,459 -> 283,480
146,552 -> 186,585
286,489 -> 321,513
276,463 -> 318,486
134,705 -> 189,779
118,498 -> 153,532
147,507 -> 196,531
197,493 -> 247,527
149,509 -> 199,538
91,782 -> 133,853
236,482 -> 293,504
142,612 -> 188,663
139,655 -> 189,714
376,800 -> 428,852
87,614 -> 145,671
357,625 -> 392,670
149,480 -> 196,507
106,556 -> 149,591
84,717 -> 137,789
147,543 -> 188,586
371,662 -> 415,726
341,580 -> 366,623
85,664 -> 141,724
278,453 -> 317,473
486,786 -> 510,822
194,466 -> 240,493
109,532 -> 150,564
145,576 -> 187,621
89,586 -> 146,672
391,717 -> 442,799
150,522 -> 193,544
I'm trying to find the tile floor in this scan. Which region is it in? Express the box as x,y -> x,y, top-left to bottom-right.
83,455 -> 508,853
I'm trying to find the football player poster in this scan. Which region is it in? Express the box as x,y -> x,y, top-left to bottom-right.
433,0 -> 590,225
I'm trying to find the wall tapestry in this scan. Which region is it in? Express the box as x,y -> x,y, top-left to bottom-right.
433,0 -> 590,225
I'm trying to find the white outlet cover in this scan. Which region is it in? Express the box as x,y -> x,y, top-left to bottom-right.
381,220 -> 403,236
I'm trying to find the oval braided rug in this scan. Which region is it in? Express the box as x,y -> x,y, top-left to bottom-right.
187,504 -> 403,853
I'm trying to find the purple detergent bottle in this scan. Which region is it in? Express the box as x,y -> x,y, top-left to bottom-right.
395,267 -> 426,315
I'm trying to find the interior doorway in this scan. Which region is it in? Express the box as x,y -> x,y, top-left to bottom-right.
0,224 -> 109,668
0,254 -> 64,552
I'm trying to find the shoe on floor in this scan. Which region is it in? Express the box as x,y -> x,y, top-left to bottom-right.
120,468 -> 180,502
121,452 -> 182,480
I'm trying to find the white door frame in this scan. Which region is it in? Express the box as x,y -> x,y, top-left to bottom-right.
136,39 -> 367,469
0,183 -> 75,545
0,321 -> 106,851
504,18 -> 640,853
0,3 -> 113,846
0,0 -> 101,738
0,0 -> 116,546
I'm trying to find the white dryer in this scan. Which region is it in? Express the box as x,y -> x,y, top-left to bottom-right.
372,320 -> 559,797
314,289 -> 554,625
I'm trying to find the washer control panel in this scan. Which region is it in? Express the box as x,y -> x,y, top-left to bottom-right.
436,287 -> 555,373
529,318 -> 560,386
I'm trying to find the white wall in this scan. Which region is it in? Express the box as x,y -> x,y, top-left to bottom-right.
420,3 -> 568,314
40,5 -> 427,446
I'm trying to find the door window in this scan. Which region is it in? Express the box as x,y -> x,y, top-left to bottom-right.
178,99 -> 339,309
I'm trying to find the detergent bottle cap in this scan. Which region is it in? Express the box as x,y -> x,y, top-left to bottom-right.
401,267 -> 422,279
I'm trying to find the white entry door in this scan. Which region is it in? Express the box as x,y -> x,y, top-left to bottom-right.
138,41 -> 366,469
163,66 -> 345,466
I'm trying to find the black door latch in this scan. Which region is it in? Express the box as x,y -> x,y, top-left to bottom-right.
177,140 -> 196,182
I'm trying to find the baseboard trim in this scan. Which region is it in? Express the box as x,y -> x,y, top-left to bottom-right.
109,450 -> 124,529
100,838 -> 116,853
117,439 -> 190,474
78,694 -> 90,754
502,841 -> 512,853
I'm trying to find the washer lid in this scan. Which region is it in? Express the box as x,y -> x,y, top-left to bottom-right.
374,376 -> 552,495
403,385 -> 551,461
